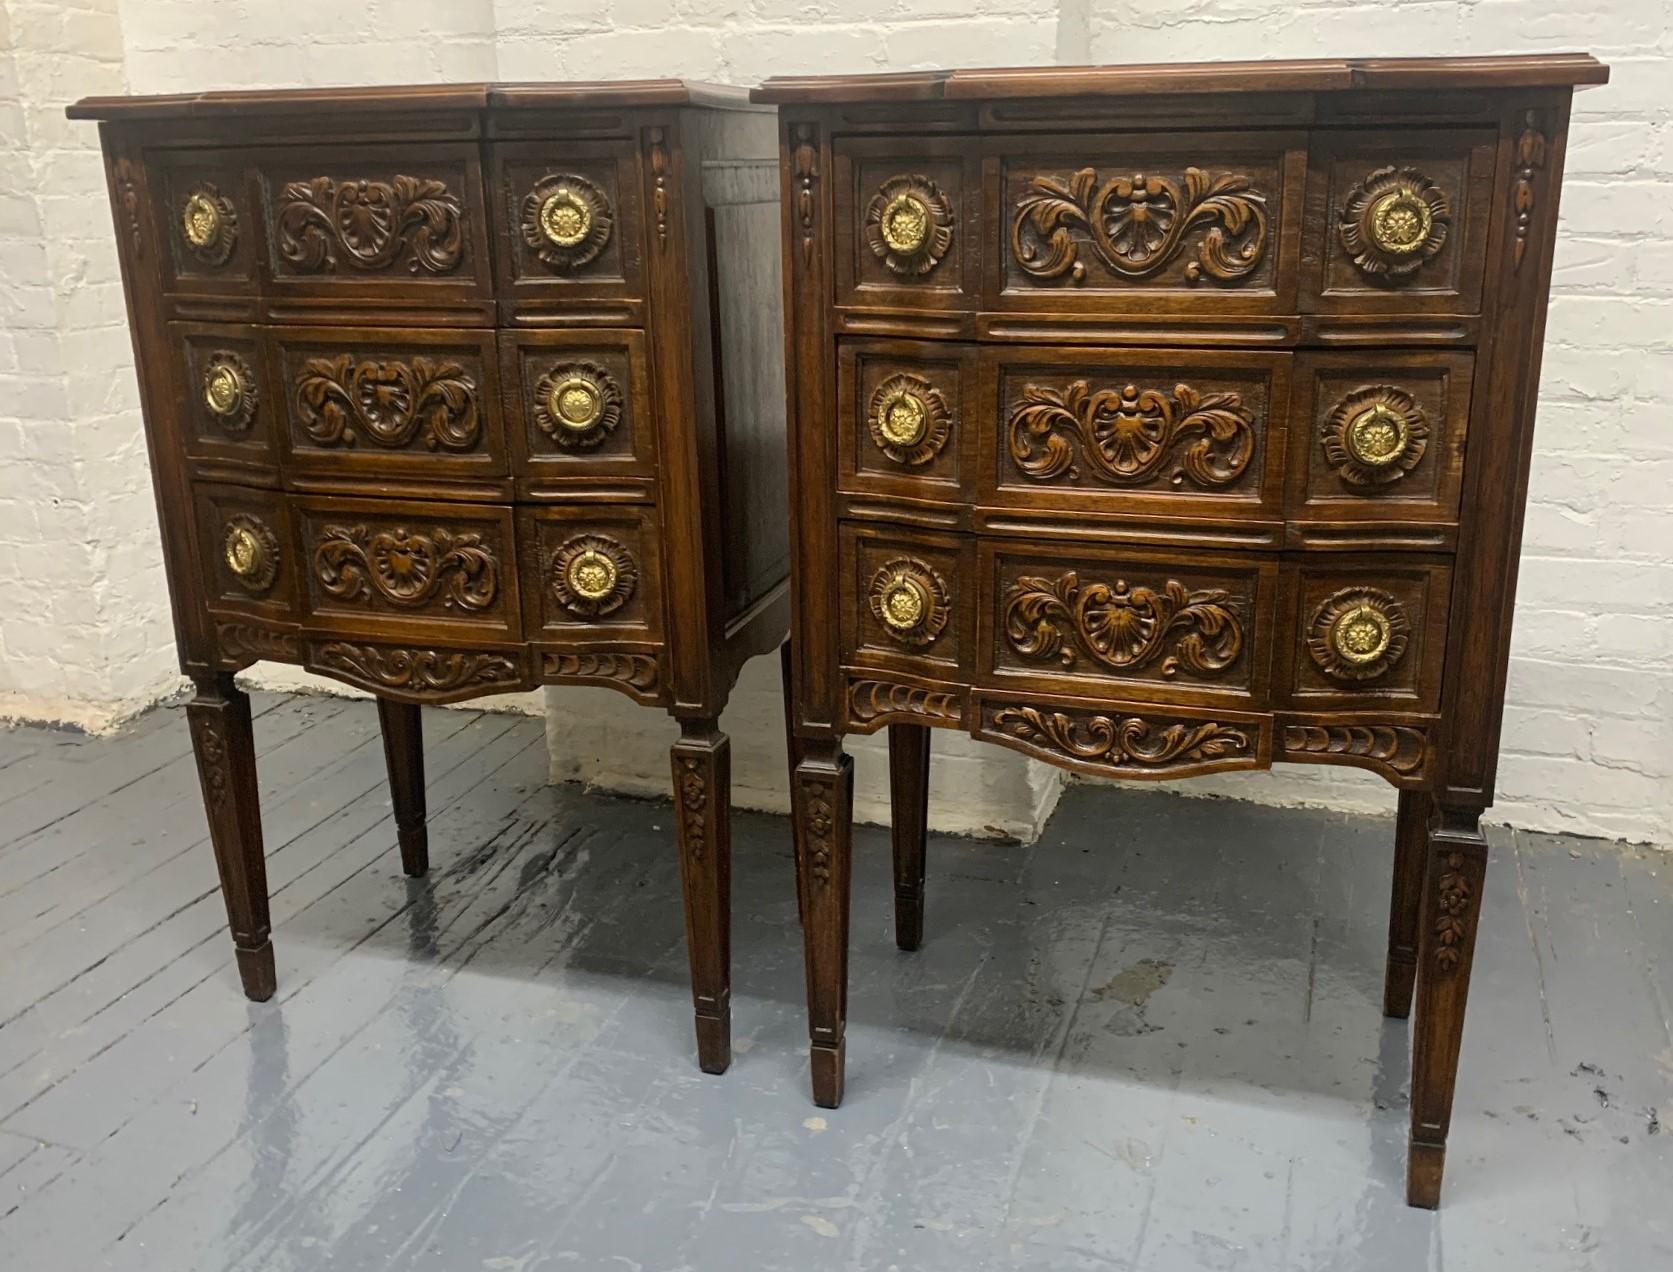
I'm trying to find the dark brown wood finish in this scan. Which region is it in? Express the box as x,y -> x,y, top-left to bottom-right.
759,53 -> 1605,1207
73,80 -> 790,1076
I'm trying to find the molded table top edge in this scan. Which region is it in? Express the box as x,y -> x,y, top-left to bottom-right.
66,79 -> 756,121
750,53 -> 1610,103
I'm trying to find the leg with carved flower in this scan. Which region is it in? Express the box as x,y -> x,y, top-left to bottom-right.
187,672 -> 275,1001
1407,801 -> 1489,1208
672,717 -> 732,1074
792,740 -> 853,1107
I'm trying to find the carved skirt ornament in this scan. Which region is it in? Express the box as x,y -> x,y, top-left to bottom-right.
1008,379 -> 1255,488
868,373 -> 951,465
179,183 -> 238,266
312,524 -> 499,612
991,704 -> 1250,769
534,361 -> 623,449
276,175 -> 464,275
868,557 -> 951,646
1307,586 -> 1409,682
295,355 -> 481,452
521,173 -> 613,270
1322,385 -> 1429,487
1011,166 -> 1267,285
1339,166 -> 1450,279
315,642 -> 520,695
549,534 -> 638,618
1004,571 -> 1243,678
864,175 -> 954,276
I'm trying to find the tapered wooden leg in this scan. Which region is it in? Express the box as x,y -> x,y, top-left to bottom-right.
187,672 -> 275,1002
377,698 -> 428,877
792,742 -> 853,1108
888,723 -> 931,952
1407,801 -> 1489,1208
781,641 -> 806,928
673,718 -> 732,1075
1383,789 -> 1430,1018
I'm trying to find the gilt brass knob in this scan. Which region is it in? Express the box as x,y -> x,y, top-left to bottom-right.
1331,601 -> 1393,666
875,383 -> 929,448
879,573 -> 928,633
221,513 -> 279,594
539,188 -> 592,248
879,191 -> 930,255
547,374 -> 604,432
1339,166 -> 1449,278
1344,402 -> 1410,469
1369,189 -> 1433,257
566,547 -> 618,601
182,190 -> 222,249
203,359 -> 246,418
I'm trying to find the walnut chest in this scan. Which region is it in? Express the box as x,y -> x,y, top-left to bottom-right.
757,53 -> 1607,1207
71,81 -> 790,1076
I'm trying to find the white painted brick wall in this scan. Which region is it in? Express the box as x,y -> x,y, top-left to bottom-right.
2,0 -> 1666,845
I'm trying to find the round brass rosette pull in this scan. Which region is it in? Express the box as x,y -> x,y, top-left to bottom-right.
1339,165 -> 1449,279
549,533 -> 637,618
533,360 -> 622,450
867,373 -> 951,466
868,557 -> 950,647
520,174 -> 613,271
1321,385 -> 1429,488
567,548 -> 616,600
1307,586 -> 1409,683
221,513 -> 279,595
863,175 -> 955,277
201,352 -> 257,432
178,183 -> 237,265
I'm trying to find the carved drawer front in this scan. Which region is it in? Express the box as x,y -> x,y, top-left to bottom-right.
1302,130 -> 1496,315
1281,559 -> 1451,712
502,329 -> 654,478
833,139 -> 981,312
1287,350 -> 1473,534
151,150 -> 257,298
980,539 -> 1278,709
993,132 -> 1305,315
517,505 -> 665,645
974,691 -> 1270,782
267,328 -> 507,479
839,524 -> 974,678
256,145 -> 490,304
837,339 -> 976,500
175,322 -> 274,467
192,483 -> 299,626
488,139 -> 644,311
982,346 -> 1291,522
295,497 -> 520,641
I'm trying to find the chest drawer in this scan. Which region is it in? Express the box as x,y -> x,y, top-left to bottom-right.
502,329 -> 657,479
267,327 -> 507,479
294,497 -> 521,641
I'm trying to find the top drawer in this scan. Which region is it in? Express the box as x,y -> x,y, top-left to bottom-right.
830,128 -> 1495,319
149,143 -> 494,310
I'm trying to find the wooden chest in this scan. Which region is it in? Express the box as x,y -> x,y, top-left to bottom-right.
758,53 -> 1607,1207
71,80 -> 790,1075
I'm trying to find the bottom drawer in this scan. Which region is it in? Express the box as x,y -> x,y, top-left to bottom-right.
839,522 -> 1451,713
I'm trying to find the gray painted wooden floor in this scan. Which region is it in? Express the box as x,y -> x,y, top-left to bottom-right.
0,692 -> 1668,1271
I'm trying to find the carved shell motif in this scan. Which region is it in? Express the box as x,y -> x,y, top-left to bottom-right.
313,525 -> 499,612
868,374 -> 951,466
179,183 -> 238,266
1339,166 -> 1450,279
295,355 -> 480,452
1322,386 -> 1429,488
222,513 -> 280,595
1003,572 -> 1243,679
276,175 -> 464,275
863,175 -> 954,277
521,173 -> 613,271
201,351 -> 258,434
868,558 -> 950,647
550,534 -> 638,618
1307,587 -> 1410,683
534,361 -> 623,450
